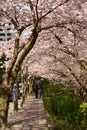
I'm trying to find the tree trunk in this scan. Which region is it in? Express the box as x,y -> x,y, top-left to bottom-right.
14,82 -> 19,112
21,75 -> 27,107
27,79 -> 30,96
25,74 -> 29,98
29,76 -> 34,94
0,91 -> 9,129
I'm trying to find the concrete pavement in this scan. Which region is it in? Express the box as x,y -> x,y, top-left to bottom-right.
8,95 -> 48,130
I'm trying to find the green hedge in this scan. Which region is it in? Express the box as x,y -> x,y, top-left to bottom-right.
42,79 -> 87,130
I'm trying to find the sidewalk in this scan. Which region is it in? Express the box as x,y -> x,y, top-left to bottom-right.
8,95 -> 48,130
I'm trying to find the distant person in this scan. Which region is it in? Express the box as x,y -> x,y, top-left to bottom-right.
38,81 -> 43,98
34,80 -> 39,98
34,80 -> 43,98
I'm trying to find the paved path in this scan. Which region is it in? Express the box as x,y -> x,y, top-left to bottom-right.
8,95 -> 48,130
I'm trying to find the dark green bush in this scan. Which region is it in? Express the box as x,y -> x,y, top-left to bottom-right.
50,93 -> 81,124
42,79 -> 87,129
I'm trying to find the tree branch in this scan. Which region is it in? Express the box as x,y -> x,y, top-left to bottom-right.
28,0 -> 37,24
39,0 -> 70,20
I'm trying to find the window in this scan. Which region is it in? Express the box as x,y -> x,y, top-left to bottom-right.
7,33 -> 11,36
7,28 -> 11,30
9,48 -> 11,50
0,28 -> 3,31
7,38 -> 11,41
0,38 -> 3,41
0,33 -> 5,36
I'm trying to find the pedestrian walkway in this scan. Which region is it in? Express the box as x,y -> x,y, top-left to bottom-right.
8,95 -> 48,130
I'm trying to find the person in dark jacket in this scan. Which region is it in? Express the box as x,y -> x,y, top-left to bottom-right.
34,81 -> 39,98
38,81 -> 43,98
34,80 -> 43,98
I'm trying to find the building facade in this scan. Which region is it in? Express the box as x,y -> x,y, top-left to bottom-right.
0,23 -> 14,41
0,23 -> 14,57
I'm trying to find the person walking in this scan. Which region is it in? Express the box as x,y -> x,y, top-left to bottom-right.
34,80 -> 43,98
38,81 -> 43,98
34,80 -> 39,98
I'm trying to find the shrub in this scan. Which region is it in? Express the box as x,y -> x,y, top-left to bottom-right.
42,79 -> 87,129
79,102 -> 87,126
50,93 -> 82,124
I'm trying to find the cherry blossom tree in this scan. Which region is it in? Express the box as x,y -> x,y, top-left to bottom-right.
26,1 -> 87,100
0,0 -> 72,128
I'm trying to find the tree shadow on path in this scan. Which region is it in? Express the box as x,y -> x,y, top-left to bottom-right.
8,95 -> 48,130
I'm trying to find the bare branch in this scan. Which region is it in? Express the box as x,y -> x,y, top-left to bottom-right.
35,0 -> 39,20
1,8 -> 19,30
50,30 -> 63,44
28,0 -> 37,24
59,60 -> 87,94
40,0 -> 70,20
